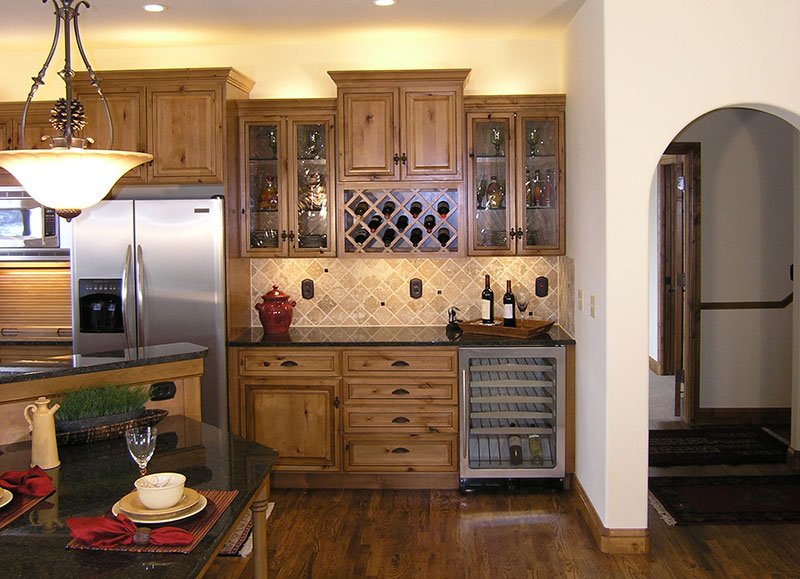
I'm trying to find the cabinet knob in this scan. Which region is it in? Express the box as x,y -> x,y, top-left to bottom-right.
281,230 -> 288,240
392,416 -> 410,424
262,361 -> 270,367
391,388 -> 410,396
280,360 -> 299,367
391,360 -> 410,367
333,396 -> 340,409
393,153 -> 400,165
391,447 -> 410,454
509,228 -> 518,239
400,152 -> 407,165
516,227 -> 524,238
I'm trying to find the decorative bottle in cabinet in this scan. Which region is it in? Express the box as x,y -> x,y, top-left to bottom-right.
486,176 -> 503,209
544,170 -> 553,207
259,176 -> 278,210
532,170 -> 543,207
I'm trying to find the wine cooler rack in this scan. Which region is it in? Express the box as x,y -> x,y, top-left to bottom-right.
459,347 -> 565,483
338,185 -> 463,255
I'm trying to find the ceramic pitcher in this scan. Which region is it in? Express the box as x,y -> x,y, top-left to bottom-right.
24,396 -> 61,469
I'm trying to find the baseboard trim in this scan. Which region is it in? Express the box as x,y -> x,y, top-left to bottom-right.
694,407 -> 790,425
573,476 -> 650,554
648,356 -> 662,375
271,472 -> 459,489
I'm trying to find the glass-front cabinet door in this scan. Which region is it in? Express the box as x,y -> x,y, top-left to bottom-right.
467,113 -> 515,255
241,114 -> 335,257
518,116 -> 561,254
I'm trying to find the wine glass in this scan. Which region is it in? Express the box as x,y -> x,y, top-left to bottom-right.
526,128 -> 541,157
490,127 -> 503,155
126,426 -> 157,476
516,289 -> 530,324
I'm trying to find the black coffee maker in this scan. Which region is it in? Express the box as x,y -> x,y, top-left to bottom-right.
78,278 -> 123,334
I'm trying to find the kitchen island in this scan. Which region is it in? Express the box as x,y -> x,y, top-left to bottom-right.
229,325 -> 574,489
0,342 -> 207,445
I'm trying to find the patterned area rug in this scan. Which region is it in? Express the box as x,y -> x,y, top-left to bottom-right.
649,475 -> 800,525
649,427 -> 788,467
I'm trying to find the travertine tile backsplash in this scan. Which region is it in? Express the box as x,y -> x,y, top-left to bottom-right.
251,256 -> 574,333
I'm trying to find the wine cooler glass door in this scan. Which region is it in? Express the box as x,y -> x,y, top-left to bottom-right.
459,347 -> 565,479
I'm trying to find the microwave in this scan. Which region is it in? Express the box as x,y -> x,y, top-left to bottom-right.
0,189 -> 60,249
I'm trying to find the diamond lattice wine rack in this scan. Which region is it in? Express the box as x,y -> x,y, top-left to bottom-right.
339,185 -> 464,256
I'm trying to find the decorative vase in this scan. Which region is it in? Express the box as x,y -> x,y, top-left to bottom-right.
255,285 -> 297,334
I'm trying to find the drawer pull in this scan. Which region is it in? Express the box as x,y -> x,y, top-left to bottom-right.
391,360 -> 410,367
391,388 -> 410,396
391,447 -> 410,454
280,360 -> 299,367
262,361 -> 270,367
392,416 -> 410,424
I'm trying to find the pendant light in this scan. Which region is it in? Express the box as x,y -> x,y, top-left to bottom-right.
0,0 -> 152,221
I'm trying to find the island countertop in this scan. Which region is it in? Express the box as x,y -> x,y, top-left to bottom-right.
229,324 -> 575,348
0,342 -> 208,385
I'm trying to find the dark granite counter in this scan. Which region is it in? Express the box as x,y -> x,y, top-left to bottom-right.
230,325 -> 575,348
0,342 -> 207,385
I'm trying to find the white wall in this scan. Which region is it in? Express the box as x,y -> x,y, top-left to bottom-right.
677,109 -> 794,409
648,176 -> 658,362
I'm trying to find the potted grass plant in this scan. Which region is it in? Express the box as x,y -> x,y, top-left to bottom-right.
55,383 -> 150,433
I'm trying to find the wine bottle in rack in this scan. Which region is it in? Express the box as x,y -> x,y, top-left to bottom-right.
508,424 -> 523,465
481,274 -> 494,324
353,228 -> 368,246
382,200 -> 395,217
423,215 -> 436,232
409,228 -> 423,247
382,228 -> 396,247
396,215 -> 409,232
503,280 -> 516,327
354,201 -> 369,217
368,215 -> 382,232
409,201 -> 422,218
528,434 -> 543,466
436,228 -> 450,247
437,200 -> 450,218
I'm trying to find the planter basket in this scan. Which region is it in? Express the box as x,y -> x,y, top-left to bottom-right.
56,409 -> 168,446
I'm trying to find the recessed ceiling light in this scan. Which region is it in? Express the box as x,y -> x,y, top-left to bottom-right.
143,4 -> 166,12
373,0 -> 395,6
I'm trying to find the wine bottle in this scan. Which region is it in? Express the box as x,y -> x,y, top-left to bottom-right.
508,424 -> 523,465
533,169 -> 543,207
437,200 -> 450,218
409,201 -> 422,218
436,227 -> 450,247
409,227 -> 423,247
503,279 -> 516,327
382,227 -> 396,247
354,201 -> 369,217
368,215 -> 382,232
481,274 -> 494,324
486,176 -> 503,209
382,200 -> 396,217
528,434 -> 543,466
544,169 -> 553,207
423,214 -> 436,232
353,228 -> 368,245
395,214 -> 409,232
525,168 -> 533,207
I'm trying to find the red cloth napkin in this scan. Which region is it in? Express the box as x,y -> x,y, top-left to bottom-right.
67,513 -> 194,548
0,466 -> 55,497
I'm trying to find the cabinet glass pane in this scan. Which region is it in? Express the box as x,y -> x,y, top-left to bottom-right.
295,123 -> 329,249
522,119 -> 558,248
473,120 -> 509,249
248,124 -> 280,249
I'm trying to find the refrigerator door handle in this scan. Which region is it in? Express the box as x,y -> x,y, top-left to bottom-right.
121,244 -> 134,350
136,244 -> 144,348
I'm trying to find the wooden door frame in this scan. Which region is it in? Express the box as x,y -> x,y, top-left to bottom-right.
658,142 -> 701,423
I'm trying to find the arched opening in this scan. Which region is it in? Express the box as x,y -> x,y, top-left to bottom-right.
648,105 -> 797,460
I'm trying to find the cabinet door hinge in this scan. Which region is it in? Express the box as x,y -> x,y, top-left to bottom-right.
677,273 -> 686,288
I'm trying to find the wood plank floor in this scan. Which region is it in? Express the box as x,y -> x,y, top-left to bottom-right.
265,485 -> 800,578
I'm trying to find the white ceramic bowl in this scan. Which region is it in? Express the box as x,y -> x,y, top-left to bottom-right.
134,472 -> 186,510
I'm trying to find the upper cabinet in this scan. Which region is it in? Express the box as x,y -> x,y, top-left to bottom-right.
465,95 -> 566,256
72,68 -> 254,185
235,100 -> 337,258
329,69 -> 470,182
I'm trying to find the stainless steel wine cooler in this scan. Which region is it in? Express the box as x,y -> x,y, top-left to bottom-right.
459,346 -> 566,487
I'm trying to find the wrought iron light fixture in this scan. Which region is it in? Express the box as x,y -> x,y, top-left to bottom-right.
0,0 -> 152,220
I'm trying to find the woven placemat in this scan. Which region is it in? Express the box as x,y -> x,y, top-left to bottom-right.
57,409 -> 168,446
219,501 -> 275,557
67,489 -> 237,554
0,492 -> 53,532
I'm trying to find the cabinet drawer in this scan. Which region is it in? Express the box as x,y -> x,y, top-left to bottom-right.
343,406 -> 457,434
343,348 -> 456,375
344,436 -> 457,472
239,349 -> 339,376
344,378 -> 457,404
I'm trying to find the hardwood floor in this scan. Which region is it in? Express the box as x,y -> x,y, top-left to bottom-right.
265,485 -> 800,578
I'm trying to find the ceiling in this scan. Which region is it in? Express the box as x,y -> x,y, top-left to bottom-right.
2,0 -> 584,50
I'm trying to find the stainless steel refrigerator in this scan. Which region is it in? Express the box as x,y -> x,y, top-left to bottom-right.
70,198 -> 228,428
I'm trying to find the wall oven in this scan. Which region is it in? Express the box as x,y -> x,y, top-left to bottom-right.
0,188 -> 69,261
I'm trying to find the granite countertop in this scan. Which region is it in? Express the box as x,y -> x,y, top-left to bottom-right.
0,342 -> 207,385
230,324 -> 575,348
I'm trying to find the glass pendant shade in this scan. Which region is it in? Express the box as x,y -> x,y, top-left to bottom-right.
0,149 -> 152,214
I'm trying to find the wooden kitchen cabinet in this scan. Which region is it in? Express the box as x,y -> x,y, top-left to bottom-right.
0,102 -> 59,186
465,95 -> 566,255
235,99 -> 336,257
72,68 -> 254,185
329,69 -> 470,182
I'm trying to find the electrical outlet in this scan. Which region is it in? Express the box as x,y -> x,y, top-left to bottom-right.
301,279 -> 314,299
590,295 -> 596,318
578,289 -> 583,311
409,278 -> 423,299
